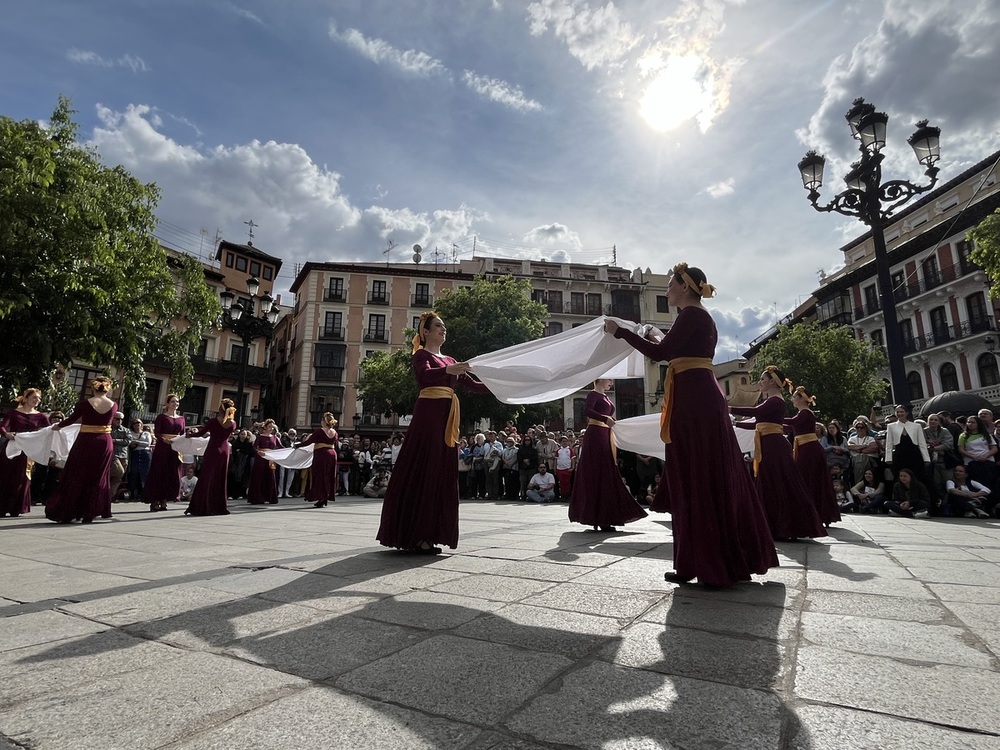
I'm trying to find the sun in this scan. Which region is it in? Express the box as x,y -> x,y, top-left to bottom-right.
639,54 -> 711,133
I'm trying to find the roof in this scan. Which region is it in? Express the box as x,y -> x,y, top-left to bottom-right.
215,240 -> 283,270
289,260 -> 477,294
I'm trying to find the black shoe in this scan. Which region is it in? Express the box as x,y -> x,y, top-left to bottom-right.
663,571 -> 694,584
599,526 -> 617,532
313,500 -> 327,508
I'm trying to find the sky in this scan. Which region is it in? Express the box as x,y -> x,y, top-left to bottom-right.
3,0 -> 1000,360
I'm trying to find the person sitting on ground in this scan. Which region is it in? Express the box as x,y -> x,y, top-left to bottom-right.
945,464 -> 991,519
885,467 -> 931,518
362,465 -> 392,498
850,468 -> 886,514
179,464 -> 198,502
832,478 -> 853,512
525,463 -> 556,503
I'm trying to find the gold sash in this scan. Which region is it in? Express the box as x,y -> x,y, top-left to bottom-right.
660,357 -> 714,444
587,417 -> 617,461
753,423 -> 786,476
79,425 -> 112,434
419,386 -> 459,447
793,432 -> 818,461
312,443 -> 335,450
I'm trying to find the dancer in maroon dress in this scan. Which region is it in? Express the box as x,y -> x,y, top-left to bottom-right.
569,379 -> 647,532
786,386 -> 841,526
731,367 -> 826,541
377,312 -> 491,554
0,388 -> 50,516
143,393 -> 186,512
185,399 -> 236,516
297,413 -> 338,508
46,377 -> 117,524
247,419 -> 280,504
607,263 -> 778,587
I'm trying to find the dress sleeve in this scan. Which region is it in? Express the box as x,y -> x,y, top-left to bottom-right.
57,401 -> 86,429
613,327 -> 670,362
459,373 -> 492,395
0,410 -> 13,436
730,403 -> 764,419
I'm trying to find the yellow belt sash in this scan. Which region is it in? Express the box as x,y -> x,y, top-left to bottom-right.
587,417 -> 617,461
419,386 -> 460,447
660,357 -> 715,444
79,425 -> 112,434
312,443 -> 335,450
793,432 -> 818,461
753,423 -> 786,476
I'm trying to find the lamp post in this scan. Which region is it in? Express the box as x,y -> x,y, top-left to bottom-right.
798,98 -> 941,413
219,276 -> 280,427
352,412 -> 361,433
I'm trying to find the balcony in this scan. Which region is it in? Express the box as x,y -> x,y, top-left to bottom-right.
854,258 -> 984,321
189,355 -> 271,386
411,294 -> 434,308
900,316 -> 995,355
364,331 -> 388,343
323,289 -> 346,302
565,302 -> 587,315
319,326 -> 344,340
819,311 -> 853,328
367,292 -> 390,305
314,366 -> 344,383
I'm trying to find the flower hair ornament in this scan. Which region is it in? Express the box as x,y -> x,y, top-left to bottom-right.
764,365 -> 794,394
792,385 -> 817,406
672,262 -> 716,299
411,311 -> 440,354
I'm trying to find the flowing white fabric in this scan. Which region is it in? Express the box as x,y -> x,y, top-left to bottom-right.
5,424 -> 80,464
170,435 -> 211,457
261,446 -> 316,470
611,414 -> 757,459
468,316 -> 648,404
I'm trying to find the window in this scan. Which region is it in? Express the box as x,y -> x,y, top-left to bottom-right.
977,353 -> 1000,388
546,290 -> 562,313
262,266 -> 273,281
366,314 -> 387,342
545,322 -> 563,337
870,329 -> 884,349
899,320 -> 914,351
586,293 -> 603,316
314,344 -> 346,379
890,270 -> 904,301
188,338 -> 209,357
230,343 -> 246,362
570,292 -> 585,315
573,397 -> 586,427
863,284 -> 879,314
922,256 -> 940,288
183,386 -> 207,421
412,316 -> 420,330
414,282 -> 430,306
530,289 -> 546,305
907,371 -> 924,401
370,280 -> 387,303
226,252 -> 235,268
323,311 -> 343,339
967,292 -> 988,328
656,295 -> 669,313
610,289 -> 641,322
235,256 -> 247,272
940,362 -> 960,392
250,261 -> 261,277
929,306 -> 950,343
142,378 -> 162,414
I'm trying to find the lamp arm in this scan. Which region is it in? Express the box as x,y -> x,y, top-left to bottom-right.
805,188 -> 867,221
876,173 -> 939,220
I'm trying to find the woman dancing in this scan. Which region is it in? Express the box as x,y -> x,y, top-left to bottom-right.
297,412 -> 339,508
247,419 -> 280,504
568,378 -> 647,532
185,399 -> 236,516
143,394 -> 186,512
786,386 -> 841,526
376,312 -> 492,554
0,388 -> 50,517
46,377 -> 118,524
606,263 -> 777,587
731,367 -> 825,541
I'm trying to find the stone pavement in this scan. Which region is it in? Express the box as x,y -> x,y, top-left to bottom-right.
0,496 -> 998,750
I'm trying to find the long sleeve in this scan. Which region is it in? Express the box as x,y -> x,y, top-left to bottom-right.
57,401 -> 86,430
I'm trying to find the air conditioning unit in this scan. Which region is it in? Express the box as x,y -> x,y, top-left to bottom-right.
364,333 -> 374,342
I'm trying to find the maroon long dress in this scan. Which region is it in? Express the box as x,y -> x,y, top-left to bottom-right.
143,413 -> 186,506
732,397 -> 826,540
45,400 -> 117,523
0,409 -> 50,516
298,428 -> 338,505
614,306 -> 778,586
569,390 -> 647,528
377,349 -> 490,550
186,418 -> 235,516
247,434 -> 279,504
785,409 -> 841,526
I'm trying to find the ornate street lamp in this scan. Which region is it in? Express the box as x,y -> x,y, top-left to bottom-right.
219,277 -> 280,426
798,98 -> 941,412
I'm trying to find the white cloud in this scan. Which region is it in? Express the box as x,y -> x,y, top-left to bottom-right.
461,70 -> 543,112
522,222 -> 582,249
705,177 -> 735,198
67,48 -> 148,73
328,23 -> 447,77
224,2 -> 263,25
711,305 -> 775,359
527,0 -> 641,70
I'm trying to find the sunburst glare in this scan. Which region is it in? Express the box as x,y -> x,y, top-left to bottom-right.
639,54 -> 712,133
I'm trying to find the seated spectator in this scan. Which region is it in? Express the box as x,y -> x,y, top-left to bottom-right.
525,463 -> 556,503
946,465 -> 991,519
362,466 -> 392,498
832,479 -> 853,512
179,465 -> 198,502
885,468 -> 931,518
847,418 -> 880,483
958,415 -> 999,492
821,420 -> 852,480
850,468 -> 886,514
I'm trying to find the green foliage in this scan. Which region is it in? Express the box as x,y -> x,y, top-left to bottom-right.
968,209 -> 1000,299
754,321 -> 888,423
356,276 -> 548,430
0,96 -> 219,404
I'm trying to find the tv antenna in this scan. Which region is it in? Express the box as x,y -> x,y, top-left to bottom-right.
384,239 -> 397,266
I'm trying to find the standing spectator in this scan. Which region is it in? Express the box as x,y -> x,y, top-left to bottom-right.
390,434 -> 403,467
277,429 -> 294,498
945,465 -> 991,518
484,430 -> 503,500
185,399 -> 237,516
337,436 -> 354,495
821,420 -> 851,481
500,436 -> 520,499
525,463 -> 556,503
885,467 -> 931,518
978,408 -> 999,442
126,418 -> 153,502
470,433 -> 489,500
247,419 -> 280,505
516,434 -> 539,501
924,413 -> 955,513
846,418 -> 880,484
228,430 -> 254,500
883,405 -> 930,484
109,412 -> 129,501
355,437 -> 373,493
938,411 -> 962,447
0,387 -> 50,517
553,435 -> 577,501
457,438 -> 472,499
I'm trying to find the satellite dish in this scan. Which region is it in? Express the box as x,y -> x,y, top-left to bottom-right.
413,244 -> 422,253
412,252 -> 422,263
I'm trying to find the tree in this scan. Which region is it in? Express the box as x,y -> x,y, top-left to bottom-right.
968,209 -> 1000,298
356,275 -> 548,430
753,321 -> 888,423
0,96 -> 219,403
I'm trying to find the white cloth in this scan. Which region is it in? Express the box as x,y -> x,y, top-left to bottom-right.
5,424 -> 80,464
468,316 -> 648,404
261,446 -> 318,470
610,413 -> 757,459
170,435 -> 211,457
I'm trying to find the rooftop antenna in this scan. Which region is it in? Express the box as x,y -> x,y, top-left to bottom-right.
244,219 -> 258,246
384,239 -> 397,267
